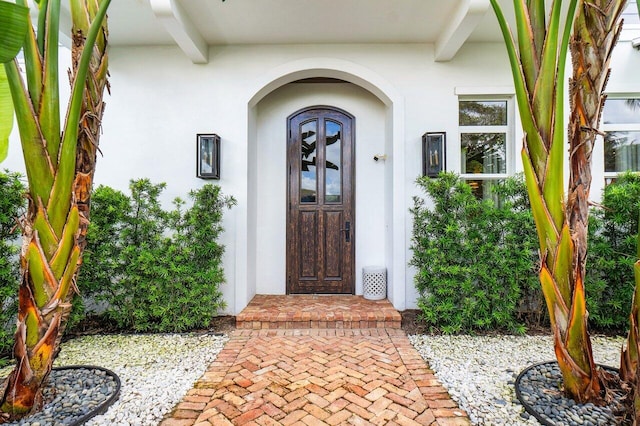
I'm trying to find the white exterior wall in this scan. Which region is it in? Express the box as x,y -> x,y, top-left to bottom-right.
5,40 -> 639,314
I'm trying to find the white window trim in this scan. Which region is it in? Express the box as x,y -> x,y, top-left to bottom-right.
458,95 -> 516,182
601,95 -> 640,181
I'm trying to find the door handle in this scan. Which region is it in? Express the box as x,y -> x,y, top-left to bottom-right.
340,221 -> 351,242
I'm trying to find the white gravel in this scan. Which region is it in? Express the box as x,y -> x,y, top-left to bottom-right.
1,333 -> 228,426
409,334 -> 626,425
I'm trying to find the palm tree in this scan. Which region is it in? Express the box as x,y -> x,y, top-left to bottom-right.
565,0 -> 625,402
490,0 -> 624,403
0,0 -> 110,420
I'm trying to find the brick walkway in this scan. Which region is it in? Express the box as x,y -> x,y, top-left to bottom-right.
160,297 -> 470,426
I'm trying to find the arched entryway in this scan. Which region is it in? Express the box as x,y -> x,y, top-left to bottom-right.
238,58 -> 406,314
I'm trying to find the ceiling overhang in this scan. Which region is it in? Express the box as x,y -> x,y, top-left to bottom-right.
149,0 -> 208,64
435,0 -> 491,62
59,0 -> 512,64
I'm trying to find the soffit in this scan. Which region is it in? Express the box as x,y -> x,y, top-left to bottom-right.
95,0 -> 510,46
56,0 -> 528,63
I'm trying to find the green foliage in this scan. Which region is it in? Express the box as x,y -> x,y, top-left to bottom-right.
586,172 -> 640,331
77,179 -> 235,333
70,185 -> 130,328
410,172 -> 540,334
0,170 -> 25,364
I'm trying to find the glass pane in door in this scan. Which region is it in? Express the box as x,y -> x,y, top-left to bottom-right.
300,120 -> 318,203
325,120 -> 342,203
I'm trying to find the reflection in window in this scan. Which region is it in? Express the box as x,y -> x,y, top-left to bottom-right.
459,97 -> 512,200
461,133 -> 506,174
603,99 -> 640,124
605,131 -> 640,172
464,179 -> 504,205
300,120 -> 317,203
602,98 -> 640,177
325,121 -> 342,203
459,101 -> 507,126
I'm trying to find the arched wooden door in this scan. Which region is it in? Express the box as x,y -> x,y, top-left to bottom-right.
286,106 -> 355,294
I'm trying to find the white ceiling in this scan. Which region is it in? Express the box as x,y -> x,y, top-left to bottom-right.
61,0 -> 518,62
110,0 -> 468,45
54,0 -> 640,63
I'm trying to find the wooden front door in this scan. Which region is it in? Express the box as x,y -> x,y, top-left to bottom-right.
287,106 -> 355,294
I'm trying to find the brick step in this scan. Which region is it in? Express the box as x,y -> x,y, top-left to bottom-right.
236,317 -> 401,330
235,295 -> 402,330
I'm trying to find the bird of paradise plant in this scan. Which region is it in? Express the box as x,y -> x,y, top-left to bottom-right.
490,0 -> 624,403
0,0 -> 110,420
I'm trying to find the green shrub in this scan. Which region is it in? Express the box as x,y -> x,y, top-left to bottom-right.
71,185 -> 131,328
586,172 -> 640,331
77,179 -> 235,333
410,172 -> 540,334
0,170 -> 26,363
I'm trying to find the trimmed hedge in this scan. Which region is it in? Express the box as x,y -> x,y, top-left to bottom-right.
410,173 -> 540,334
586,172 -> 640,331
0,171 -> 26,364
76,179 -> 235,333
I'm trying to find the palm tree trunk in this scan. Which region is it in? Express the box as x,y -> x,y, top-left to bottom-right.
490,0 -> 624,404
0,1 -> 110,421
54,0 -> 110,351
555,0 -> 625,402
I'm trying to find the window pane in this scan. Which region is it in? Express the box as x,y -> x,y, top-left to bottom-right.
325,120 -> 342,203
461,133 -> 506,174
603,99 -> 640,124
459,101 -> 507,126
465,179 -> 503,204
300,120 -> 317,203
605,131 -> 640,172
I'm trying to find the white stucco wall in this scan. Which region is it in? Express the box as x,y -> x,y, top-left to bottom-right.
4,40 -> 639,314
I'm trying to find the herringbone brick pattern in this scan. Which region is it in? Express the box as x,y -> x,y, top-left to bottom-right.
160,328 -> 470,425
236,295 -> 401,330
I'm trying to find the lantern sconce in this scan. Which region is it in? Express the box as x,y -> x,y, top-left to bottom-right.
422,132 -> 445,178
196,133 -> 220,179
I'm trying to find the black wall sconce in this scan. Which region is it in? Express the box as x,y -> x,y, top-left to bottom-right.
197,133 -> 220,179
422,132 -> 446,177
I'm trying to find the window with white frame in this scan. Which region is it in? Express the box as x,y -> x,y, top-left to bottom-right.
459,98 -> 513,200
602,98 -> 640,184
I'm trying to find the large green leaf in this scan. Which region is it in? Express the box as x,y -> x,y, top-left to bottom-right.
0,67 -> 12,162
0,1 -> 29,163
0,2 -> 29,63
49,0 -> 111,234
